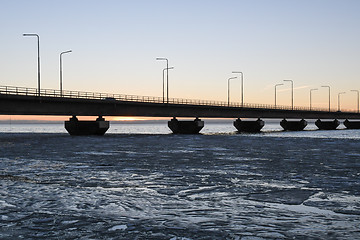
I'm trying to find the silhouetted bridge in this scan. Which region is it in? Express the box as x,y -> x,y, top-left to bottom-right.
1,85 -> 360,134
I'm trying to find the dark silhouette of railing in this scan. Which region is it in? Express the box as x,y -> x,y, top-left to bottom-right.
0,85 -> 353,113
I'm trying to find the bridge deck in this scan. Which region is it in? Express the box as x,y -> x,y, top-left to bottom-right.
1,85 -> 360,119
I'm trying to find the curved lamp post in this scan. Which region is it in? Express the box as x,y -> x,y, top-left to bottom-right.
351,90 -> 359,113
275,83 -> 284,108
162,67 -> 174,103
284,79 -> 294,110
23,33 -> 40,96
232,71 -> 244,106
227,77 -> 237,106
338,92 -> 346,111
321,85 -> 331,112
60,50 -> 72,97
310,88 -> 318,111
156,58 -> 169,103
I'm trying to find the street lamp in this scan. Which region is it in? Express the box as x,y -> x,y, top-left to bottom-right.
156,58 -> 169,103
60,50 -> 72,97
232,71 -> 244,106
283,79 -> 294,110
351,90 -> 359,113
227,77 -> 237,106
310,88 -> 318,111
321,85 -> 331,112
162,67 -> 174,103
23,33 -> 40,96
275,83 -> 284,108
338,92 -> 346,112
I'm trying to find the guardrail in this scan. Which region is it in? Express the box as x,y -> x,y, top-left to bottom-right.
0,85 -> 354,113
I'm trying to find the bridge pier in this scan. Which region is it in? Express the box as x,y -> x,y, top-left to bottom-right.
315,119 -> 340,130
280,119 -> 307,131
168,117 -> 204,134
233,118 -> 264,132
344,119 -> 360,129
64,116 -> 110,136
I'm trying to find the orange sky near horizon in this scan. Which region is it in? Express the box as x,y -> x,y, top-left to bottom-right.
0,115 -> 164,122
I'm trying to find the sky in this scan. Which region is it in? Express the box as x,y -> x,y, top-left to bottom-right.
1,0 -> 360,120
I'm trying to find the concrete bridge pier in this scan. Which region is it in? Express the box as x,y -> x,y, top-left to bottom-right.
280,119 -> 307,131
168,117 -> 204,134
315,119 -> 340,130
64,116 -> 110,136
344,119 -> 360,129
233,118 -> 265,132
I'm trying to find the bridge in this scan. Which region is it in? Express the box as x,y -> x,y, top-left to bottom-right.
1,85 -> 360,134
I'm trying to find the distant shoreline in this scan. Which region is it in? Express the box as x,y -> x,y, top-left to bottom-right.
0,118 -> 312,124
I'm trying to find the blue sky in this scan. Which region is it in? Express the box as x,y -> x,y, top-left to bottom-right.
1,0 -> 360,112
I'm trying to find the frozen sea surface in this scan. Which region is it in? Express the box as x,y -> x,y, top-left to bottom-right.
0,123 -> 360,239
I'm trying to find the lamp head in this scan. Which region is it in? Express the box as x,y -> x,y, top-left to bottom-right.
23,33 -> 38,37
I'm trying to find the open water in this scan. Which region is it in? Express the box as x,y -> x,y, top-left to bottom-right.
1,121 -> 360,239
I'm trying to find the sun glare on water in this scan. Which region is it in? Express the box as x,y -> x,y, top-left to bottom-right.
110,117 -> 151,121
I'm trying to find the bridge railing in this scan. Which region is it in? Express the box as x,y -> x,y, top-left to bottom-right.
0,85 -> 354,113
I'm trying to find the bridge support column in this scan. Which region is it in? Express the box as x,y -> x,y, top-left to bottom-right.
344,119 -> 360,129
315,119 -> 340,130
280,119 -> 307,131
168,117 -> 204,134
233,118 -> 264,132
64,116 -> 110,136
